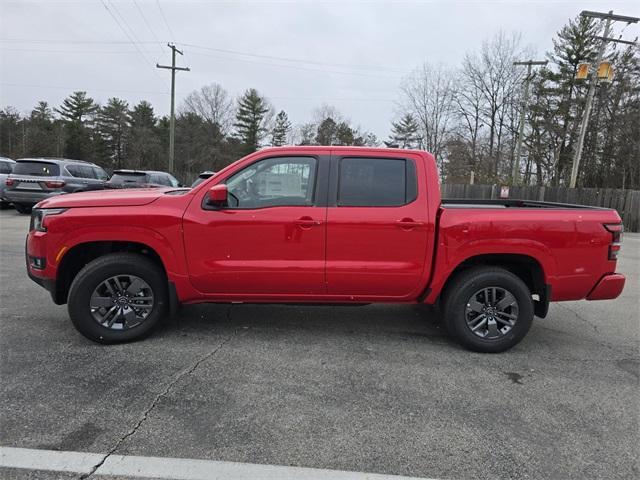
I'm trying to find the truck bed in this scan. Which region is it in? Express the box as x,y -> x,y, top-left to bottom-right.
441,199 -> 609,210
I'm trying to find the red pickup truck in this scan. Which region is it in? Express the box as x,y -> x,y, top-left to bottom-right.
26,147 -> 625,352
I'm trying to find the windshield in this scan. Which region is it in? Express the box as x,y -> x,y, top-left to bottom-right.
13,161 -> 59,177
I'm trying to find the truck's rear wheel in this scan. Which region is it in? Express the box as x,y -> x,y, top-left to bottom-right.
443,267 -> 533,353
68,253 -> 168,344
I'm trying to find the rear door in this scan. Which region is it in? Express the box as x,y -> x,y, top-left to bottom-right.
326,153 -> 430,298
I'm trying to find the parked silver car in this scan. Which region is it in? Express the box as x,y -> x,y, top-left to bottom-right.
0,157 -> 17,207
4,158 -> 109,214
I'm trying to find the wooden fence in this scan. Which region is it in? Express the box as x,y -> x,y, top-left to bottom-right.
441,184 -> 640,232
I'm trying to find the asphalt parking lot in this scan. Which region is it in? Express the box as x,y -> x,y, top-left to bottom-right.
1,208 -> 638,480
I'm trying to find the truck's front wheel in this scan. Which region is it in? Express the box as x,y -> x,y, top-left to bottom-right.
443,267 -> 533,353
68,253 -> 168,344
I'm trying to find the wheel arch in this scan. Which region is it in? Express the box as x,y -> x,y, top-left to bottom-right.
438,253 -> 550,318
54,241 -> 170,306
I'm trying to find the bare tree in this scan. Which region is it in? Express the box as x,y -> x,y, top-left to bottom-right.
460,31 -> 525,179
400,63 -> 455,171
181,83 -> 234,135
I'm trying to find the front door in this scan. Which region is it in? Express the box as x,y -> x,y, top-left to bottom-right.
326,154 -> 430,298
183,155 -> 328,296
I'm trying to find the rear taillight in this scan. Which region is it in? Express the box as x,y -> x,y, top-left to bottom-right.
5,178 -> 15,186
604,223 -> 623,261
45,180 -> 65,189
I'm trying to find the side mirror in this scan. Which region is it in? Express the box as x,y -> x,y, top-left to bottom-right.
207,184 -> 228,207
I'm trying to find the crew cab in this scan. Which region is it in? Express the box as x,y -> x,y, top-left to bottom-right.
25,147 -> 625,352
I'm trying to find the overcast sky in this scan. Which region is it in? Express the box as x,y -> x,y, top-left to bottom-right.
1,0 -> 638,138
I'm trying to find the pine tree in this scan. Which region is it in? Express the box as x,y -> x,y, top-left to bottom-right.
234,88 -> 271,154
387,113 -> 420,148
545,15 -> 601,184
98,98 -> 130,169
271,110 -> 291,146
27,101 -> 57,157
315,117 -> 338,145
129,101 -> 162,170
55,91 -> 98,160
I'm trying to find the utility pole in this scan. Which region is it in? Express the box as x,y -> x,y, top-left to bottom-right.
157,43 -> 190,174
512,60 -> 547,185
569,10 -> 638,188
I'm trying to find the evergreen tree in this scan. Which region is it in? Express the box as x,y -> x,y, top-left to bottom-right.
387,113 -> 420,148
55,91 -> 98,160
335,121 -> 355,145
98,98 -> 130,169
27,101 -> 57,157
129,101 -> 162,170
271,110 -> 291,146
315,117 -> 338,145
0,107 -> 22,159
545,15 -> 601,184
234,88 -> 271,154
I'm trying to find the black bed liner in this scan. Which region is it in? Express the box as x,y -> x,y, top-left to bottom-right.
441,198 -> 609,210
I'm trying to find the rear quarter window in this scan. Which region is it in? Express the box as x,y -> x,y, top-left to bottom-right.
13,161 -> 60,177
66,164 -> 96,179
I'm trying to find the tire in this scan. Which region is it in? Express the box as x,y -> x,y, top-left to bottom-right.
14,203 -> 32,214
442,267 -> 534,353
68,253 -> 168,344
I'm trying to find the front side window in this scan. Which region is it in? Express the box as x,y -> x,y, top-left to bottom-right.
225,156 -> 317,209
338,157 -> 416,207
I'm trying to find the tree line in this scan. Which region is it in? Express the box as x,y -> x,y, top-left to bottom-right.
1,14 -> 638,188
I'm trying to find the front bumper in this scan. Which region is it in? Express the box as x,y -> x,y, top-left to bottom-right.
25,229 -> 63,303
586,274 -> 626,301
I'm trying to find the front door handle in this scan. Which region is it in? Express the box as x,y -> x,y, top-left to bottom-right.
294,216 -> 322,228
396,218 -> 423,229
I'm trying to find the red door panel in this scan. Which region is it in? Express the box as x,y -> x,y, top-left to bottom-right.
326,155 -> 430,298
183,207 -> 326,295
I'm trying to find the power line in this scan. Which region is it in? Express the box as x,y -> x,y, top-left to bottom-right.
0,39 -> 409,73
182,43 -> 409,73
187,50 -> 404,79
106,0 -> 160,66
156,0 -> 176,42
99,0 -> 169,90
133,0 -> 165,55
0,82 -> 169,95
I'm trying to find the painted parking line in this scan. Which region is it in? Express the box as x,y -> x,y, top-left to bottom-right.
0,446 -> 438,480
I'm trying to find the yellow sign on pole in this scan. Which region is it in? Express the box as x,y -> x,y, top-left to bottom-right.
597,61 -> 614,83
576,63 -> 590,80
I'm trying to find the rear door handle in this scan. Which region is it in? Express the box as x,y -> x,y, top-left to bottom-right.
294,216 -> 322,228
396,218 -> 423,229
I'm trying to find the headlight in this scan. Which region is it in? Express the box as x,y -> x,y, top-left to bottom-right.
30,208 -> 67,232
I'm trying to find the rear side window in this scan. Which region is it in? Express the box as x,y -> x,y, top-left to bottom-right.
66,164 -> 95,179
338,157 -> 417,207
13,161 -> 60,177
0,161 -> 14,174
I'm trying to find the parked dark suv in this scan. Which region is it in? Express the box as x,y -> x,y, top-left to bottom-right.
5,158 -> 109,214
106,170 -> 180,189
